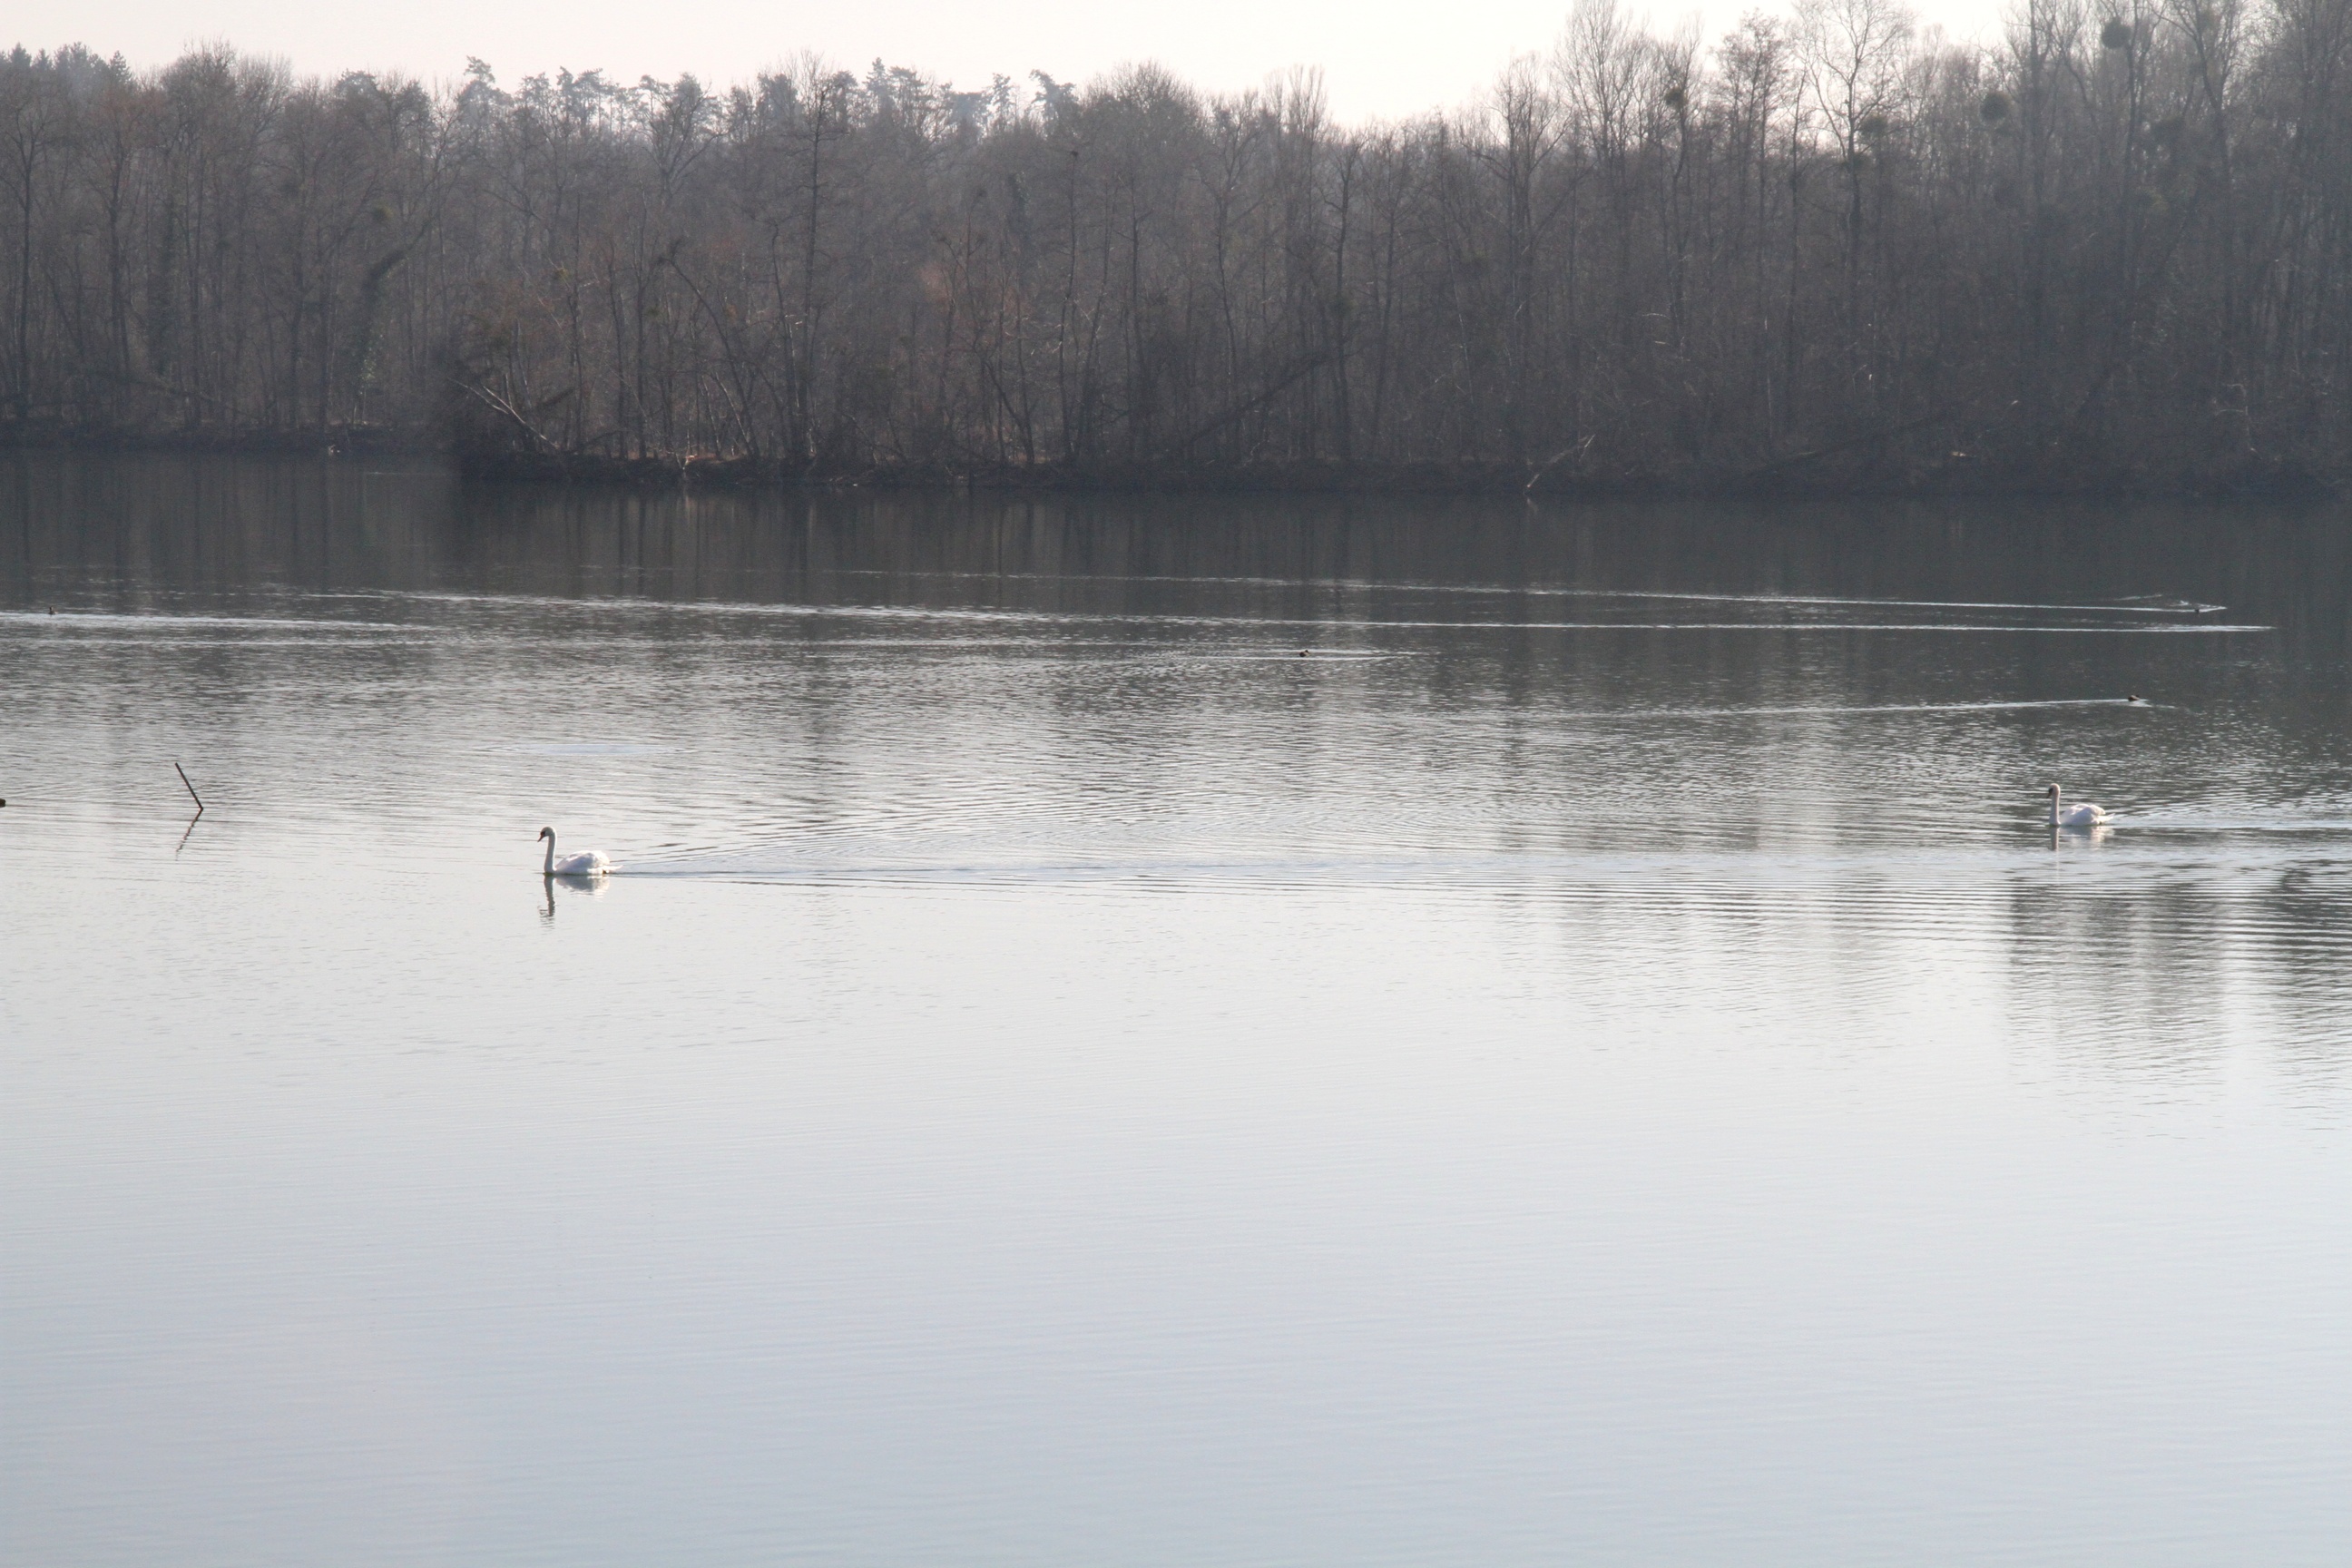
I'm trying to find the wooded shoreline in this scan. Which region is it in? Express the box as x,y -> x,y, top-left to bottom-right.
7,0 -> 2352,499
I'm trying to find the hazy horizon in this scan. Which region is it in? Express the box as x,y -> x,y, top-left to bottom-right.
12,0 -> 2015,121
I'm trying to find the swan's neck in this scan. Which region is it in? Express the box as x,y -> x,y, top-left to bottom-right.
543,835 -> 555,875
2048,793 -> 2060,826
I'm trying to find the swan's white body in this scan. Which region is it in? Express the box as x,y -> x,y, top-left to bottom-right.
539,826 -> 612,877
2046,785 -> 2109,828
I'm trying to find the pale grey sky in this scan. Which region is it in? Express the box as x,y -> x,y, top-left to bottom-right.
14,0 -> 2010,122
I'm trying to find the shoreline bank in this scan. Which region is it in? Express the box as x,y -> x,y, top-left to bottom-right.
3,430 -> 2338,503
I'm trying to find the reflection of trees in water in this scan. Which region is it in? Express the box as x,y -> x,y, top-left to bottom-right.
1477,833 -> 2352,1118
2002,847 -> 2352,1111
6,454 -> 2347,1119
5,454 -> 2347,644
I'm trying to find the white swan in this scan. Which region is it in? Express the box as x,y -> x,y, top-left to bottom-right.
2046,784 -> 2109,828
539,826 -> 612,877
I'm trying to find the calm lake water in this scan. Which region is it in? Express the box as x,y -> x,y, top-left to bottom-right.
5,454 -> 2352,1566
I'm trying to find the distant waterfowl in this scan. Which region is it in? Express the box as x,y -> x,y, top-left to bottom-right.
539,826 -> 612,877
2046,784 -> 2109,828
2126,694 -> 2148,705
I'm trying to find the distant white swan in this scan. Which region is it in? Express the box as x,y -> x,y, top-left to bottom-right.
2046,784 -> 2109,828
539,826 -> 612,877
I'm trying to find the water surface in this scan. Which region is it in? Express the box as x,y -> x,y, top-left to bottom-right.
5,455 -> 2352,1565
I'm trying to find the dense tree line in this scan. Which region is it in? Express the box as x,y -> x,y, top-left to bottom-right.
4,0 -> 2351,488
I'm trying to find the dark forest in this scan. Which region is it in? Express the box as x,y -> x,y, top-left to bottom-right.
4,0 -> 2350,491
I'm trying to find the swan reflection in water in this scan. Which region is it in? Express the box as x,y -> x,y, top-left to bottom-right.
2047,821 -> 2115,852
539,871 -> 610,922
